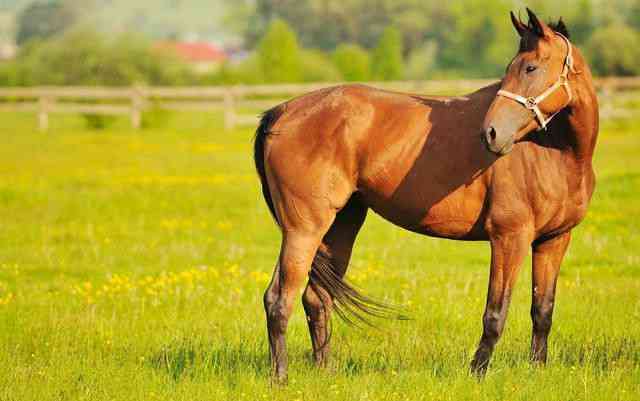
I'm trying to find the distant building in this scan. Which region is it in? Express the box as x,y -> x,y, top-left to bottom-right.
155,41 -> 228,73
0,43 -> 17,61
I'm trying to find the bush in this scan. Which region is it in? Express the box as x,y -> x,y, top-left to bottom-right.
332,44 -> 371,81
256,19 -> 302,83
141,103 -> 171,129
372,26 -> 404,81
82,114 -> 117,130
586,24 -> 640,76
0,61 -> 21,87
10,29 -> 195,86
300,49 -> 342,82
203,56 -> 265,85
16,1 -> 76,45
405,41 -> 438,80
3,29 -> 195,129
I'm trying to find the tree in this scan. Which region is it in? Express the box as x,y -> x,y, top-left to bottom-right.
15,1 -> 76,45
12,29 -> 194,86
332,44 -> 371,81
256,19 -> 302,83
568,0 -> 596,44
300,49 -> 342,82
586,24 -> 640,76
405,41 -> 438,80
372,26 -> 404,80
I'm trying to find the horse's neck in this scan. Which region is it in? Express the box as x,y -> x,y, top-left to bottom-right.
564,68 -> 599,166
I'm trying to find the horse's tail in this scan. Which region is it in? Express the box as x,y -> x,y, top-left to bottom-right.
309,248 -> 409,327
253,106 -> 284,224
254,106 -> 408,327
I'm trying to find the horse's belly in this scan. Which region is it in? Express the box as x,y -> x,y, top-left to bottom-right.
362,184 -> 488,240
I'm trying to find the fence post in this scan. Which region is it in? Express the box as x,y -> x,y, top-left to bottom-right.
599,80 -> 613,120
223,88 -> 235,131
131,86 -> 144,130
38,93 -> 51,132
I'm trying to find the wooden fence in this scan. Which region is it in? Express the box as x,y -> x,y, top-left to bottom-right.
0,77 -> 638,131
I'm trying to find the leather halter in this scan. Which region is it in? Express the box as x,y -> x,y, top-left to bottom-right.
497,33 -> 576,131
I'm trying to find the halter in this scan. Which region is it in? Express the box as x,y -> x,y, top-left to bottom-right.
496,33 -> 576,131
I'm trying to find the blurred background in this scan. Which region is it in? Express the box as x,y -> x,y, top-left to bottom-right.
0,0 -> 639,88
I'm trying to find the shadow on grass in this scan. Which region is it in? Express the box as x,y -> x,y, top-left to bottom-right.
147,334 -> 639,382
148,340 -> 270,382
554,336 -> 640,370
495,335 -> 640,372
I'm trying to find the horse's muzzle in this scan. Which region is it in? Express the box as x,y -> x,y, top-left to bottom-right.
481,126 -> 514,156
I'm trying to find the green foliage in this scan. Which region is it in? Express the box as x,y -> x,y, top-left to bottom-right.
204,57 -> 266,85
3,0 -> 640,86
586,24 -> 640,76
82,113 -> 117,130
405,41 -> 438,80
1,29 -> 195,129
372,26 -> 404,81
436,1 -> 514,77
299,49 -> 342,82
332,44 -> 371,82
15,1 -> 76,45
256,19 -> 302,83
0,61 -> 20,86
7,29 -> 194,86
141,103 -> 171,129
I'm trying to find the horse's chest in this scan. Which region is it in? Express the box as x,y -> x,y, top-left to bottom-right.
490,164 -> 593,236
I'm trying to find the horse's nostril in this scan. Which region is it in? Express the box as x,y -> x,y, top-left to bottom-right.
487,127 -> 497,141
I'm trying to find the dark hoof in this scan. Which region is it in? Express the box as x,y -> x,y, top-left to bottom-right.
530,356 -> 548,366
470,359 -> 489,378
271,374 -> 288,386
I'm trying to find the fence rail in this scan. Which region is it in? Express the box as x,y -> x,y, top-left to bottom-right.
0,77 -> 638,131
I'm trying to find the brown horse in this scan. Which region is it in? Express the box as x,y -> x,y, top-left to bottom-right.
254,8 -> 598,383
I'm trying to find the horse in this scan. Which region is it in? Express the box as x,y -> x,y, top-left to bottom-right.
253,8 -> 598,383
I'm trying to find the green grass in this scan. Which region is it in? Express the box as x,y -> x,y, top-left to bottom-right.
0,111 -> 638,401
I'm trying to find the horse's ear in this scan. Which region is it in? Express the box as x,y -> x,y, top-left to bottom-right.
526,7 -> 553,38
554,17 -> 570,38
510,11 -> 528,37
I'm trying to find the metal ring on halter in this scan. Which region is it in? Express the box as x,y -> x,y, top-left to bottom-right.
525,97 -> 537,109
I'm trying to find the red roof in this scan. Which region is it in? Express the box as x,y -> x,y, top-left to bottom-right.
156,42 -> 227,63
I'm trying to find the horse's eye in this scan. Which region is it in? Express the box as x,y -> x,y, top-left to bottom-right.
526,65 -> 538,73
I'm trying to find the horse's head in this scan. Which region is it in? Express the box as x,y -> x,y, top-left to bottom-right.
482,8 -> 577,155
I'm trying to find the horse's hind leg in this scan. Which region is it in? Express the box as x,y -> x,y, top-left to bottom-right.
263,196 -> 338,384
302,195 -> 367,366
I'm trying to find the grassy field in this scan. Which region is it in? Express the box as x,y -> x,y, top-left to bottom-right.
0,111 -> 638,401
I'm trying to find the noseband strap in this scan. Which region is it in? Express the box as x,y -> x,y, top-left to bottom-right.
496,33 -> 575,131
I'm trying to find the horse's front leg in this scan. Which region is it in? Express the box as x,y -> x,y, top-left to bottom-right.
530,231 -> 571,364
470,230 -> 533,375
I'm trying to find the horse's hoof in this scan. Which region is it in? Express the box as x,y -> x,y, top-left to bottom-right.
469,359 -> 489,378
270,373 -> 288,386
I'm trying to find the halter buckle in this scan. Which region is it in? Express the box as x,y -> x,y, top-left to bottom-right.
525,97 -> 537,109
